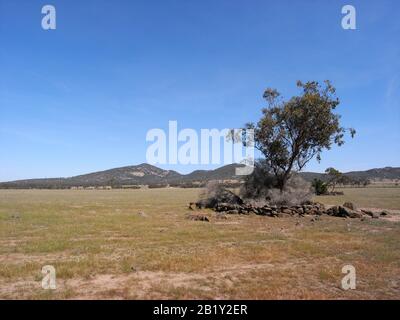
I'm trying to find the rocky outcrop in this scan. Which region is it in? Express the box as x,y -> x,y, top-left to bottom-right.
191,190 -> 382,220
343,202 -> 357,210
212,201 -> 329,217
326,206 -> 363,218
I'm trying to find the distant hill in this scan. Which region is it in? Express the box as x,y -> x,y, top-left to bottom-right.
0,163 -> 244,189
0,164 -> 399,189
300,167 -> 400,182
344,167 -> 400,181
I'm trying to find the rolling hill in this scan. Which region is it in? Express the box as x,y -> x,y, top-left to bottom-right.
0,164 -> 399,189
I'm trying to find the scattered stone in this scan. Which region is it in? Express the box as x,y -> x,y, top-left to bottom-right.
339,206 -> 363,219
195,187 -> 373,221
361,209 -> 374,217
186,214 -> 209,222
362,210 -> 380,219
325,206 -> 338,216
215,213 -> 228,220
343,202 -> 357,210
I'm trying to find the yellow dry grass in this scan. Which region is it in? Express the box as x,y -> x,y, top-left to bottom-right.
0,188 -> 399,299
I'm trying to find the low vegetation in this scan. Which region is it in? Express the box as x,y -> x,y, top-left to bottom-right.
233,80 -> 355,192
0,188 -> 399,299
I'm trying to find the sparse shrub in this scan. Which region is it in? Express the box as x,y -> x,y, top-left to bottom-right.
239,160 -> 277,199
199,181 -> 243,208
265,175 -> 312,206
239,161 -> 312,206
312,178 -> 328,195
148,184 -> 168,188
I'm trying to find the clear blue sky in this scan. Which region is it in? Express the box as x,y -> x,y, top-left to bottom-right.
0,0 -> 399,181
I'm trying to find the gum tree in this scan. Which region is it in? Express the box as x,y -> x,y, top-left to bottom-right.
240,81 -> 355,191
325,167 -> 343,192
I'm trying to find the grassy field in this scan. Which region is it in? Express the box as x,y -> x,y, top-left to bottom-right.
0,187 -> 399,299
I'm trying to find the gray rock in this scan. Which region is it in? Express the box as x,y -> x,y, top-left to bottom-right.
339,206 -> 363,218
215,213 -> 228,220
343,202 -> 357,210
361,209 -> 374,217
326,206 -> 340,216
186,214 -> 210,222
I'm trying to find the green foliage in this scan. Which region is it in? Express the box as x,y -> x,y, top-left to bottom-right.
312,178 -> 328,195
239,80 -> 355,191
325,167 -> 343,192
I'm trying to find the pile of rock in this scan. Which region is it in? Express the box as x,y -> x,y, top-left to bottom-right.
190,198 -> 388,220
325,205 -> 363,218
213,201 -> 329,218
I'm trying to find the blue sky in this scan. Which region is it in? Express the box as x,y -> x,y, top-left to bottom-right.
0,0 -> 399,181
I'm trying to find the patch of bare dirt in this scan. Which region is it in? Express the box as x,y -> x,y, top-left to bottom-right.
382,215 -> 400,222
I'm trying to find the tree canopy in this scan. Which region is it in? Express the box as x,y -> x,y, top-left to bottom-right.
241,80 -> 355,191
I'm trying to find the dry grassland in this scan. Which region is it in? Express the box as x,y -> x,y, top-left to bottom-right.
0,188 -> 399,299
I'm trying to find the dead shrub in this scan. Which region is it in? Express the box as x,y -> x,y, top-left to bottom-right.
239,161 -> 312,206
265,175 -> 312,206
198,181 -> 243,208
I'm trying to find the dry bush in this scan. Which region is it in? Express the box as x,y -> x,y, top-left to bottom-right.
239,160 -> 276,200
265,175 -> 312,206
199,181 -> 243,208
239,161 -> 312,206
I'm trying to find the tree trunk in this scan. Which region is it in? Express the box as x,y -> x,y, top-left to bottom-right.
278,174 -> 289,193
